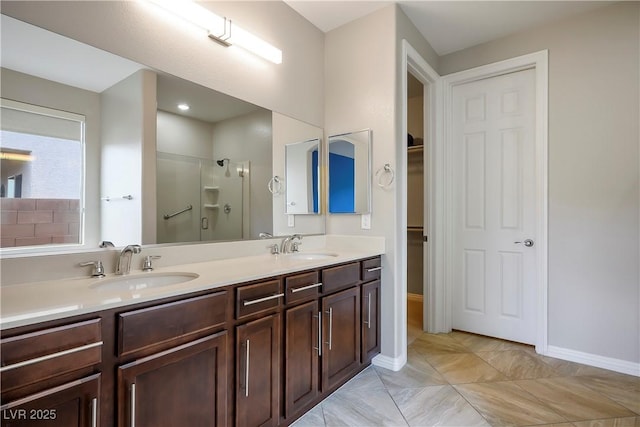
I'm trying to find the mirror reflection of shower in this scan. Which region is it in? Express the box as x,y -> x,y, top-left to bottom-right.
157,153 -> 250,243
217,158 -> 231,177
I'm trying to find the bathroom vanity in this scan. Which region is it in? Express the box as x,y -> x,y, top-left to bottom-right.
0,251 -> 382,427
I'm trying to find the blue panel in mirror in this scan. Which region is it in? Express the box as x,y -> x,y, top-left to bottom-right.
285,138 -> 321,215
328,129 -> 371,214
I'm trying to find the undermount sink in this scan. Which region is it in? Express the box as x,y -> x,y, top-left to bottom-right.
90,272 -> 199,291
285,252 -> 339,261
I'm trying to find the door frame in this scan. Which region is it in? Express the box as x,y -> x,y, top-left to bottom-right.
399,40 -> 440,346
439,50 -> 549,353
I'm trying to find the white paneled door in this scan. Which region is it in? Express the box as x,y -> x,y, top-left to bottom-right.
452,68 -> 537,345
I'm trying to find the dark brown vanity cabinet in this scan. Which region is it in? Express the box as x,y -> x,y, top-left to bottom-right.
115,292 -> 230,427
284,300 -> 320,418
321,287 -> 361,391
1,255 -> 381,427
234,279 -> 283,427
0,319 -> 103,427
361,258 -> 382,363
118,332 -> 227,427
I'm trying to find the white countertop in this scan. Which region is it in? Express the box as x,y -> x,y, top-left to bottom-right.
0,247 -> 383,331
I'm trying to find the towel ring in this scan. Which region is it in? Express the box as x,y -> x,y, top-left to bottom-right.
376,164 -> 395,189
268,176 -> 283,195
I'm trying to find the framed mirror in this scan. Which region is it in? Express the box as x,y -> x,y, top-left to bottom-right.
285,138 -> 320,215
328,129 -> 371,214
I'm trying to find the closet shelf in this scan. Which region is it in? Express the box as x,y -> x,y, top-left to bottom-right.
408,145 -> 424,153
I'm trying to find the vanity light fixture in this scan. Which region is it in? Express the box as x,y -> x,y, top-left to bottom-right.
177,103 -> 190,111
0,151 -> 33,162
145,0 -> 282,64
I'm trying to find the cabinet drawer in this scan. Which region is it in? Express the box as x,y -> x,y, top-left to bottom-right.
322,262 -> 360,294
286,271 -> 321,305
118,291 -> 228,357
1,318 -> 102,393
236,279 -> 283,320
362,257 -> 382,281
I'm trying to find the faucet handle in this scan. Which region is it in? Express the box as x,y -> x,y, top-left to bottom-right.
79,261 -> 105,278
268,244 -> 280,255
291,241 -> 301,252
142,255 -> 161,272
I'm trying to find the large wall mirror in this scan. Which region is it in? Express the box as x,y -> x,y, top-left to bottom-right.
0,14 -> 324,251
328,129 -> 371,214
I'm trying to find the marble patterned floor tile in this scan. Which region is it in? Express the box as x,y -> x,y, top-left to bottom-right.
454,381 -> 567,426
411,333 -> 471,356
576,373 -> 640,414
572,417 -> 640,427
534,354 -> 619,377
389,385 -> 489,426
450,331 -> 532,352
426,353 -> 507,384
476,350 -> 558,380
514,377 -> 636,421
291,404 -> 325,427
336,366 -> 387,393
322,385 -> 408,426
375,348 -> 447,389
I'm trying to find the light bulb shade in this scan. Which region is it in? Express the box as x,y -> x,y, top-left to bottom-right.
145,0 -> 282,64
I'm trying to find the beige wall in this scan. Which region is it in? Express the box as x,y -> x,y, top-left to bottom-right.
440,2 -> 640,364
325,4 -> 440,363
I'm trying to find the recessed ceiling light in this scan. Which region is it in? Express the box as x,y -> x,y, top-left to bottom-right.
178,103 -> 190,111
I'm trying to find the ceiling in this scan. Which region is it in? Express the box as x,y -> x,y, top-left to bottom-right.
284,1 -> 613,55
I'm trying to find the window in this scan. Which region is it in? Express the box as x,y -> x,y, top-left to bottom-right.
0,99 -> 85,249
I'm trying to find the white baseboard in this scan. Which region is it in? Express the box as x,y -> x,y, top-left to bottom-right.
546,345 -> 640,377
372,353 -> 406,372
407,293 -> 423,302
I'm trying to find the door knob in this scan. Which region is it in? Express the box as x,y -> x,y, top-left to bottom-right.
515,239 -> 534,247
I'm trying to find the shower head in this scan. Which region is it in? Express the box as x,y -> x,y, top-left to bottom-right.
216,158 -> 229,167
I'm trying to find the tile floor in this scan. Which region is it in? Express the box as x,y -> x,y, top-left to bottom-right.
292,299 -> 640,427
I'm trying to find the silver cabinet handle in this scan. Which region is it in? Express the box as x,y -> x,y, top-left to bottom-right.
313,311 -> 322,356
130,383 -> 136,427
243,293 -> 284,306
290,282 -> 322,293
366,266 -> 382,272
91,397 -> 98,427
325,307 -> 333,350
0,341 -> 103,373
363,292 -> 372,329
245,339 -> 250,397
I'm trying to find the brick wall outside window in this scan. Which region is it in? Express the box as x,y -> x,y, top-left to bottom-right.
0,198 -> 80,248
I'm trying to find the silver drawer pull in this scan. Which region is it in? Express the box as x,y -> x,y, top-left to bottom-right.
130,383 -> 136,427
366,266 -> 382,272
245,339 -> 250,397
243,293 -> 284,306
91,397 -> 98,427
290,282 -> 322,293
0,341 -> 103,373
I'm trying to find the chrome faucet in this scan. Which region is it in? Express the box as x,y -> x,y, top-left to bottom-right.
280,234 -> 302,254
116,245 -> 142,275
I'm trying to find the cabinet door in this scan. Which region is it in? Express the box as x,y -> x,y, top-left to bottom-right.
235,314 -> 280,427
284,301 -> 319,419
117,332 -> 227,427
361,280 -> 381,363
321,287 -> 360,392
0,373 -> 100,427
